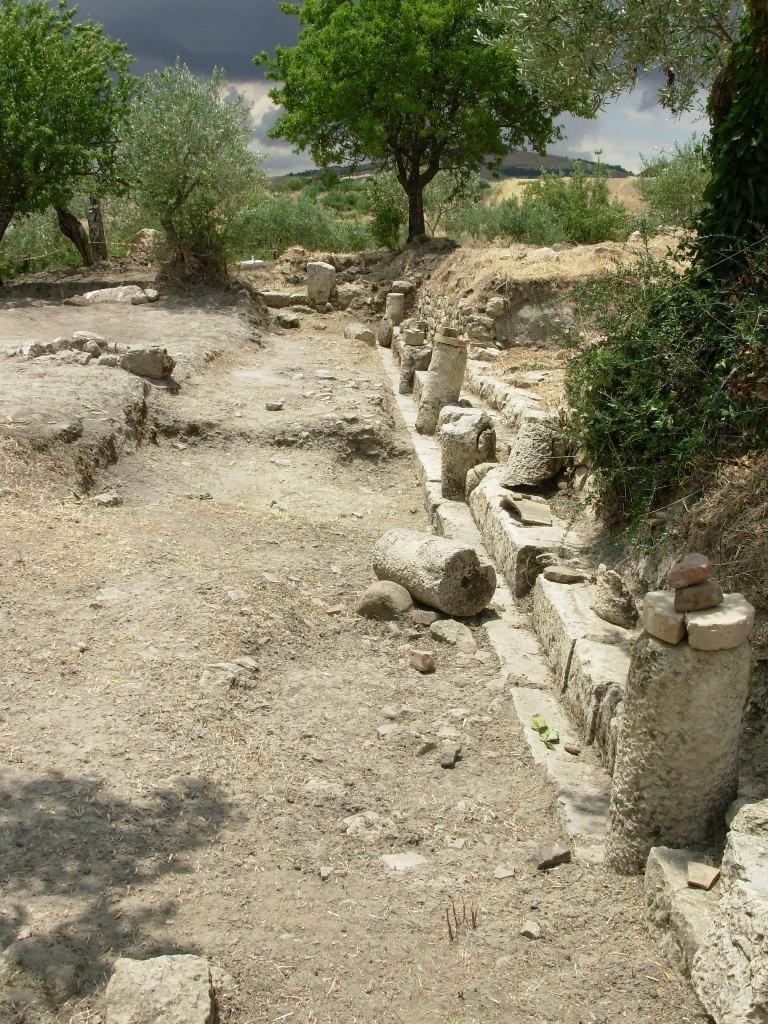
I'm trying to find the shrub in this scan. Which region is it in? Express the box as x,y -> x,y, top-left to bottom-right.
366,170 -> 485,248
565,243 -> 768,525
232,193 -> 372,257
637,139 -> 710,229
523,166 -> 634,244
0,210 -> 79,279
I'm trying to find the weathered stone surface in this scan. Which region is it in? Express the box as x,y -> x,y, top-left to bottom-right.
306,261 -> 336,305
666,553 -> 711,589
499,413 -> 565,488
485,296 -> 507,318
391,279 -> 414,293
409,649 -> 436,673
465,461 -> 495,499
373,529 -> 496,617
643,591 -> 686,645
356,580 -> 413,620
382,851 -> 427,871
685,593 -> 755,651
385,292 -> 406,325
437,405 -> 496,500
411,608 -> 439,626
605,634 -> 752,874
259,291 -> 294,308
470,472 -> 567,598
72,285 -> 147,305
565,638 -> 629,771
692,801 -> 768,1023
543,565 -> 591,585
429,618 -> 476,653
344,323 -> 375,345
645,847 -> 719,976
376,314 -> 394,348
440,742 -> 462,768
399,344 -> 432,395
531,843 -> 571,870
275,312 -> 300,329
104,954 -> 215,1024
415,336 -> 468,435
120,347 -> 176,379
500,493 -> 553,527
674,580 -> 723,613
72,330 -> 107,350
591,568 -> 637,629
403,327 -> 426,346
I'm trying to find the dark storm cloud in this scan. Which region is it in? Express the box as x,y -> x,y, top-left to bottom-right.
73,0 -> 298,78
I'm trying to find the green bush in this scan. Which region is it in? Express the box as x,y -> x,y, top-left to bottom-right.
637,139 -> 710,229
566,244 -> 768,525
523,166 -> 634,244
0,210 -> 79,279
232,193 -> 372,257
366,170 -> 485,248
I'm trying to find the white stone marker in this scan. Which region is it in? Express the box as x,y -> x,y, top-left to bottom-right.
385,291 -> 406,325
306,261 -> 336,305
685,593 -> 755,651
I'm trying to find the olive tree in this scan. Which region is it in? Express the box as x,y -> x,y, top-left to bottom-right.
120,64 -> 264,278
259,0 -> 564,243
0,0 -> 131,256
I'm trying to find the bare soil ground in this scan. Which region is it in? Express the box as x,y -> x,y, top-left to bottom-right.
0,278 -> 707,1024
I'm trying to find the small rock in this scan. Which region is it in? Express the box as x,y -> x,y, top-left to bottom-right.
382,851 -> 427,872
687,862 -> 721,891
429,618 -> 476,653
543,565 -> 591,585
563,743 -> 581,756
644,591 -> 686,645
105,955 -> 215,1024
265,400 -> 285,411
97,354 -> 119,367
91,492 -> 123,507
666,553 -> 711,589
591,567 -> 637,628
521,920 -> 542,940
411,608 -> 439,626
276,312 -> 300,328
674,579 -> 724,613
440,742 -> 462,768
319,865 -> 333,881
415,739 -> 437,756
409,649 -> 436,673
344,323 -> 376,345
120,347 -> 176,379
531,843 -> 571,870
377,723 -> 399,738
357,580 -> 413,620
494,865 -> 515,880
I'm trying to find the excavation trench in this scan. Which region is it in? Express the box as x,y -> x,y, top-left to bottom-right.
0,301 -> 706,1024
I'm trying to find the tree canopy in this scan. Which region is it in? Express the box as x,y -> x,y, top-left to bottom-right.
259,0 -> 569,242
119,63 -> 264,278
0,0 -> 131,248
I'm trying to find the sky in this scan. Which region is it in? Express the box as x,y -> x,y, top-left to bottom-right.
73,0 -> 707,176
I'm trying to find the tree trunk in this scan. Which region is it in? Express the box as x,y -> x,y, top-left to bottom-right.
55,207 -> 95,266
406,182 -> 427,243
0,203 -> 14,247
87,195 -> 108,262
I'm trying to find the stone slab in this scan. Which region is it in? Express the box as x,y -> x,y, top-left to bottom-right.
532,575 -> 635,691
645,847 -> 719,976
464,366 -> 543,428
469,470 -> 568,597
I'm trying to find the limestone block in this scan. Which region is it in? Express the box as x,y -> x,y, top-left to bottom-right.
566,638 -> 630,759
344,323 -> 375,345
120,347 -> 176,379
385,292 -> 406,325
692,800 -> 768,1023
531,573 -> 632,689
500,412 -> 565,487
403,327 -> 426,346
78,285 -> 147,305
644,591 -> 685,645
470,472 -> 568,598
258,291 -> 294,308
391,278 -> 414,293
415,337 -> 468,435
105,954 -> 215,1024
645,848 -> 719,976
376,314 -> 394,348
372,529 -> 496,617
465,461 -> 495,499
306,261 -> 336,305
685,593 -> 755,651
485,296 -> 507,318
437,406 -> 496,500
591,568 -> 638,629
399,344 -> 432,395
605,634 -> 752,874
667,553 -> 711,588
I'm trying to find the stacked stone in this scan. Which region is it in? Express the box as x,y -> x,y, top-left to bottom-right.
643,553 -> 754,650
398,323 -> 432,395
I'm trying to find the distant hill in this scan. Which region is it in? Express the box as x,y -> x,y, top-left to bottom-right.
270,150 -> 632,184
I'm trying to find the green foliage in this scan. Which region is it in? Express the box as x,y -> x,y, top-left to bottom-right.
566,247 -> 768,524
0,210 -> 79,279
366,171 -> 486,249
0,0 -> 131,241
637,139 -> 711,228
695,6 -> 768,280
232,194 -> 373,258
260,0 -> 559,240
366,174 -> 406,250
119,64 -> 264,276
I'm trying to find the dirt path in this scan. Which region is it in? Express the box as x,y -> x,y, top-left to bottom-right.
0,301 -> 706,1024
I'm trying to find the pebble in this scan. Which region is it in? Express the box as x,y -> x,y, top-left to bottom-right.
265,400 -> 284,411
564,743 -> 581,756
91,492 -> 123,507
531,843 -> 571,870
521,920 -> 542,940
440,742 -> 462,768
415,739 -> 437,757
429,619 -> 476,653
494,865 -> 515,880
411,608 -> 439,626
377,723 -> 399,738
666,553 -> 711,588
409,649 -> 436,673
319,865 -> 333,882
